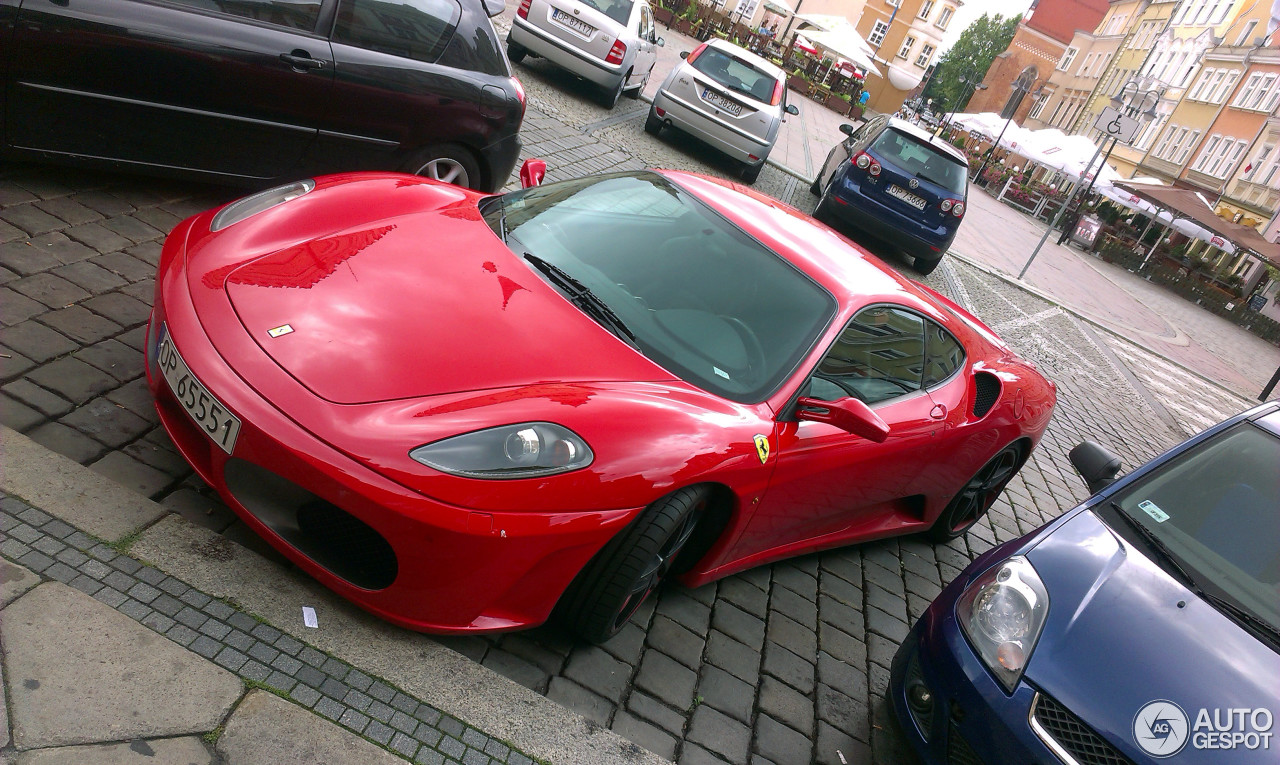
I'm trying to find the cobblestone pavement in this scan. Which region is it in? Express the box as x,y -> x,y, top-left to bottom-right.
0,61 -> 1260,765
0,491 -> 539,765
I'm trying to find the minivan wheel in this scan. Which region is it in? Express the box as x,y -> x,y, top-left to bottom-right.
740,159 -> 764,184
809,174 -> 823,195
403,145 -> 481,191
507,38 -> 527,65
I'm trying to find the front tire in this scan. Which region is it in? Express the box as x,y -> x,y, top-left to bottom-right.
402,144 -> 481,190
927,443 -> 1023,542
740,159 -> 764,184
558,485 -> 710,643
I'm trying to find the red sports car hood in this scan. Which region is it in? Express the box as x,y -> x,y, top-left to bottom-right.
220,202 -> 673,404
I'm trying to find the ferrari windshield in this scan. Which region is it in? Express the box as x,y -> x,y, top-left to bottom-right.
1105,421 -> 1280,647
484,171 -> 836,403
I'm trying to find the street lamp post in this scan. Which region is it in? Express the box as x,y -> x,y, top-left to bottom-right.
937,77 -> 986,137
971,75 -> 1042,182
1018,80 -> 1162,279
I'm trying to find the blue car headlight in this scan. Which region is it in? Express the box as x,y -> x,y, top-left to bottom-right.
956,556 -> 1049,693
409,423 -> 593,479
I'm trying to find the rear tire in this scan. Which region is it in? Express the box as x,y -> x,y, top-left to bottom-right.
402,144 -> 481,191
558,485 -> 710,643
913,255 -> 941,275
809,175 -> 823,195
601,71 -> 629,109
644,110 -> 663,135
740,159 -> 764,184
927,443 -> 1023,542
626,66 -> 652,99
507,38 -> 527,65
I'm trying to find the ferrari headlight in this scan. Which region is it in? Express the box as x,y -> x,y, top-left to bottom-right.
956,556 -> 1049,693
210,179 -> 315,231
409,423 -> 593,479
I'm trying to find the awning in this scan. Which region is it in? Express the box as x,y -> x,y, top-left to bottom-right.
803,26 -> 881,75
762,0 -> 793,15
1115,181 -> 1280,268
793,35 -> 818,56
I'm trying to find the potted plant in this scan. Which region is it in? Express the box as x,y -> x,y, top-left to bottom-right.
787,69 -> 810,96
654,4 -> 675,26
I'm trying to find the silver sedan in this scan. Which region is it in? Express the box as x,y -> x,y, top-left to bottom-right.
508,0 -> 664,109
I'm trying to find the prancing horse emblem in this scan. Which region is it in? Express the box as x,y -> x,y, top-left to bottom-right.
908,178 -> 920,189
753,434 -> 770,464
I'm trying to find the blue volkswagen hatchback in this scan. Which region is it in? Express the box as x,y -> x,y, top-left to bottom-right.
891,402 -> 1280,763
811,117 -> 968,276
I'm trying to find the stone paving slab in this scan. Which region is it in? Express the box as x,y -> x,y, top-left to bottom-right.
217,690 -> 405,765
0,559 -> 39,608
1,581 -> 242,750
15,737 -> 212,765
0,427 -> 165,542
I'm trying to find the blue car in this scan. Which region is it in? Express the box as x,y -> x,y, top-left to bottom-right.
890,402 -> 1280,764
811,117 -> 968,276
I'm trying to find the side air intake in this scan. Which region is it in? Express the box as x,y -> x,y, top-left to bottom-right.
973,372 -> 1001,419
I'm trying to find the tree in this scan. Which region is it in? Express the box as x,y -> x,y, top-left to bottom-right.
923,13 -> 1021,115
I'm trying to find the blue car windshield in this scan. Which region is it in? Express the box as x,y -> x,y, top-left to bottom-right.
1109,422 -> 1279,641
870,129 -> 967,194
483,171 -> 836,403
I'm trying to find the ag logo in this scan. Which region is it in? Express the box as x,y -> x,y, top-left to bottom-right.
1134,700 -> 1190,757
753,434 -> 770,464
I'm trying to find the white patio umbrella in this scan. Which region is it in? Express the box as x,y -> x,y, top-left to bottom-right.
762,0 -> 793,15
803,27 -> 880,75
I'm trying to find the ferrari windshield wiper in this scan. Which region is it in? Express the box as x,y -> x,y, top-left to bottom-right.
523,253 -> 637,345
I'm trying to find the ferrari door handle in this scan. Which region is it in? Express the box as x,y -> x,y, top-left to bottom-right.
280,52 -> 326,71
930,403 -> 947,419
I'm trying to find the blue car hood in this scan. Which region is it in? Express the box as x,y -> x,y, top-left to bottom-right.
1024,509 -> 1280,763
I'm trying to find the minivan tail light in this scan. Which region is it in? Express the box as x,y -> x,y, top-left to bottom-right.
606,39 -> 627,64
517,0 -> 530,18
686,43 -> 707,64
770,79 -> 784,106
951,201 -> 966,217
940,199 -> 954,212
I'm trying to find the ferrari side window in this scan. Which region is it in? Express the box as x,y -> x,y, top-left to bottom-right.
922,320 -> 965,388
813,306 -> 925,404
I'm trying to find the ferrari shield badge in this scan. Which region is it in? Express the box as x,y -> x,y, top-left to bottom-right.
753,434 -> 770,464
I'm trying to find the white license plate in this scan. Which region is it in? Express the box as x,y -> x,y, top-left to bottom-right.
157,325 -> 241,454
701,88 -> 742,116
552,8 -> 594,36
887,184 -> 927,209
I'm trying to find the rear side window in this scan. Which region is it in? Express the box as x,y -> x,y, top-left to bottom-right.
871,129 -> 967,194
332,0 -> 461,64
691,48 -> 779,103
164,0 -> 322,31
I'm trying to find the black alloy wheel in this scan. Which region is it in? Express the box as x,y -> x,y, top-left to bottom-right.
927,443 -> 1022,542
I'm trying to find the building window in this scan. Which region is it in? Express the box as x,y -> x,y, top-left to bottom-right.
1194,134 -> 1222,172
918,0 -> 934,20
1189,68 -> 1214,100
1235,20 -> 1259,46
1232,73 -> 1273,109
1154,124 -> 1179,158
1057,46 -> 1078,72
1242,144 -> 1273,181
915,44 -> 935,68
1213,70 -> 1240,103
1176,131 -> 1201,165
868,20 -> 889,47
1079,52 -> 1097,76
936,5 -> 953,29
897,36 -> 915,59
1028,92 -> 1050,120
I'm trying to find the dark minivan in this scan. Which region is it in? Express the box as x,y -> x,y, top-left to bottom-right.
811,117 -> 968,275
0,0 -> 525,192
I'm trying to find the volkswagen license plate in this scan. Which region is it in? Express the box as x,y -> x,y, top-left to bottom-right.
552,8 -> 594,36
157,325 -> 241,454
887,184 -> 927,210
701,88 -> 742,116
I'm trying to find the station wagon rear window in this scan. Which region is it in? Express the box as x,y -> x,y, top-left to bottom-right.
581,0 -> 635,25
871,129 -> 967,194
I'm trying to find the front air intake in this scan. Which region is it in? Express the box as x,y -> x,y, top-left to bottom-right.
972,372 -> 1001,419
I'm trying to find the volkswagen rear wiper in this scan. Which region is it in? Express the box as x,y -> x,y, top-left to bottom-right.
524,253 -> 636,346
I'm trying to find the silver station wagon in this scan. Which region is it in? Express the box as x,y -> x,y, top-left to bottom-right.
647,39 -> 798,184
508,0 -> 663,109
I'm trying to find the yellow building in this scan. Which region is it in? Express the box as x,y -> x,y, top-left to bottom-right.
855,0 -> 963,114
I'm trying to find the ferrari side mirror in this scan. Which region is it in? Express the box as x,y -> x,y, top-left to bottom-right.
796,396 -> 890,443
519,159 -> 547,189
1069,441 -> 1122,494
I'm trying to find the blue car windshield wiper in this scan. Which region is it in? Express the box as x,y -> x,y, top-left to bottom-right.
523,253 -> 637,346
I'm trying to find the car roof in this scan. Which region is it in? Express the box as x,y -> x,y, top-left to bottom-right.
885,117 -> 968,165
703,38 -> 786,80
658,170 -> 951,320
